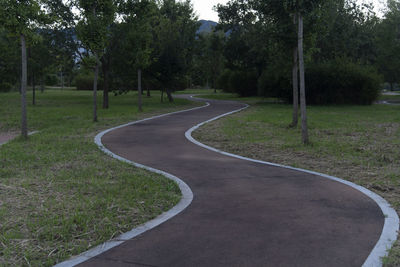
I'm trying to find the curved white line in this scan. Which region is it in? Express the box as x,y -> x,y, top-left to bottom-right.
54,103 -> 209,267
185,97 -> 399,267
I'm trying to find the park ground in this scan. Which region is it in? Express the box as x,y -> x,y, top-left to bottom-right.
0,89 -> 201,266
0,88 -> 399,265
192,91 -> 400,266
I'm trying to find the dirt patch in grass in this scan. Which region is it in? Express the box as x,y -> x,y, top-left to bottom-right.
193,102 -> 400,266
0,131 -> 18,145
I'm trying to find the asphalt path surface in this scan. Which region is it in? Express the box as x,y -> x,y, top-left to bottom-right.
79,96 -> 384,267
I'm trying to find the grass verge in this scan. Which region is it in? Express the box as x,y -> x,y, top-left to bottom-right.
193,94 -> 400,266
0,89 -> 200,266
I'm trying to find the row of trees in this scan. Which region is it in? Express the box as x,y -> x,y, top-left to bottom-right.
0,0 -> 199,138
1,0 -> 400,143
190,0 -> 400,143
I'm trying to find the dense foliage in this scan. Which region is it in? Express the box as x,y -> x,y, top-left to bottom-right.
0,0 -> 399,105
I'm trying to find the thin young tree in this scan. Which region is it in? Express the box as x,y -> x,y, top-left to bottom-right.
0,0 -> 50,138
76,0 -> 116,122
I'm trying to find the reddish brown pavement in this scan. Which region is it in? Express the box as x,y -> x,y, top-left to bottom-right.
80,96 -> 384,267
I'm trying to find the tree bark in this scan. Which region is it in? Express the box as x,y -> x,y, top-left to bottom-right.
32,73 -> 36,105
101,57 -> 109,109
161,89 -> 164,103
20,34 -> 28,139
138,69 -> 143,111
166,88 -> 174,102
93,56 -> 99,122
298,13 -> 309,144
146,81 -> 150,97
291,14 -> 299,128
60,67 -> 64,90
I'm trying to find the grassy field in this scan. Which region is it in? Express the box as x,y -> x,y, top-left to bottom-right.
193,94 -> 400,265
0,89 -> 199,266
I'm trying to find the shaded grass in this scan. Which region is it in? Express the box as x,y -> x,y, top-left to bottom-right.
193,95 -> 400,265
379,94 -> 400,103
0,90 -> 199,266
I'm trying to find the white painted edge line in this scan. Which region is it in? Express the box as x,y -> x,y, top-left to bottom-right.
0,130 -> 40,146
54,103 -> 209,267
185,97 -> 399,267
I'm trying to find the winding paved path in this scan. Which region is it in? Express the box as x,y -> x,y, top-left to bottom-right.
80,96 -> 390,266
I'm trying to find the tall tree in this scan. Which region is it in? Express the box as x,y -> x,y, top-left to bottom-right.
153,0 -> 198,102
0,0 -> 50,138
76,0 -> 116,122
376,0 -> 400,89
121,0 -> 157,111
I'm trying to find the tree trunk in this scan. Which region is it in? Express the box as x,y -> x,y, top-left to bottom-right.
166,88 -> 174,102
390,83 -> 393,91
161,89 -> 164,103
32,73 -> 36,106
298,13 -> 309,144
138,69 -> 143,111
102,58 -> 109,109
291,13 -> 299,128
61,68 -> 64,90
146,82 -> 150,97
20,34 -> 28,139
93,56 -> 99,122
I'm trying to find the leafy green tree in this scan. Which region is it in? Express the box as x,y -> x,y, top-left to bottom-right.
0,0 -> 51,138
76,0 -> 116,122
0,28 -> 19,92
120,0 -> 157,111
376,0 -> 400,89
152,0 -> 198,102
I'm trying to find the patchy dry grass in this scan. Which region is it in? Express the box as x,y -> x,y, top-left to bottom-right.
193,96 -> 400,266
0,90 -> 199,266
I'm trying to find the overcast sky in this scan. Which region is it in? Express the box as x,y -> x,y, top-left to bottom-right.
191,0 -> 387,22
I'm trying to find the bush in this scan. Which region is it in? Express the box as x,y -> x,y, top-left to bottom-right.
217,69 -> 258,97
75,74 -> 103,91
217,69 -> 233,92
258,58 -> 382,105
305,59 -> 382,105
258,67 -> 291,99
0,82 -> 13,92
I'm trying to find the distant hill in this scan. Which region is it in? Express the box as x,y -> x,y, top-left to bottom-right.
197,20 -> 218,34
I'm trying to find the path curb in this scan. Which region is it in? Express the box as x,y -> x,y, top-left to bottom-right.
185,96 -> 399,267
54,104 -> 209,267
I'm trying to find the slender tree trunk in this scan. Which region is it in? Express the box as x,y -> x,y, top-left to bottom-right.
32,73 -> 36,105
20,34 -> 28,139
161,89 -> 164,103
298,13 -> 308,144
390,83 -> 393,91
93,56 -> 99,122
102,58 -> 109,109
166,88 -> 174,102
61,68 -> 64,90
291,14 -> 299,128
146,82 -> 150,97
138,69 -> 143,111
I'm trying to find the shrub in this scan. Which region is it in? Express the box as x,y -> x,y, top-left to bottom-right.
0,82 -> 13,92
217,69 -> 233,92
217,69 -> 258,97
75,74 -> 103,91
305,59 -> 382,105
258,67 -> 291,99
258,58 -> 382,105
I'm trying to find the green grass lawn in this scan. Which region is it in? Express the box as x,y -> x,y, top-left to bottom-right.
0,89 -> 199,266
193,94 -> 400,266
